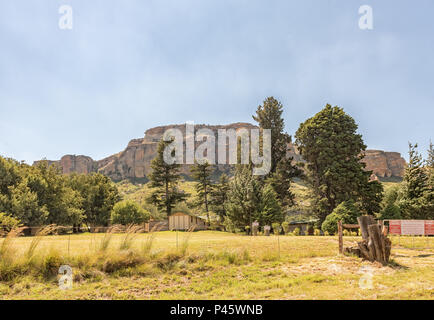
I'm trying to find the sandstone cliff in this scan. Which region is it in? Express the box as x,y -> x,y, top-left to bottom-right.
34,123 -> 406,182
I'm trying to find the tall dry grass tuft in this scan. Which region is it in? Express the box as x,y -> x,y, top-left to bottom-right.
98,225 -> 122,253
142,222 -> 164,256
0,227 -> 26,263
180,225 -> 196,256
119,224 -> 144,251
25,225 -> 58,261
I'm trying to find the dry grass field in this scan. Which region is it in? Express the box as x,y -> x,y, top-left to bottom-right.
0,231 -> 433,300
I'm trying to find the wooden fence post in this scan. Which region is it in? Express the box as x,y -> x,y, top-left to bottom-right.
338,220 -> 343,254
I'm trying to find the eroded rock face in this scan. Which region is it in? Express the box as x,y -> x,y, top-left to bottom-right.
33,123 -> 406,182
361,150 -> 406,178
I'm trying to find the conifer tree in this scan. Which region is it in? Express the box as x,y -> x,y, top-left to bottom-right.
190,161 -> 214,224
146,139 -> 187,215
209,173 -> 230,220
399,143 -> 433,219
253,96 -> 302,208
252,96 -> 291,175
295,104 -> 383,224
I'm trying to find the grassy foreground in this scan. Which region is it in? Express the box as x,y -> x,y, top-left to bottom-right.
0,231 -> 433,300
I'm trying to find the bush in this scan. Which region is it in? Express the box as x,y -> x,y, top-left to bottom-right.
314,229 -> 321,236
111,201 -> 150,225
223,218 -> 236,233
324,231 -> 330,236
321,200 -> 361,235
293,227 -> 300,236
272,223 -> 281,235
282,221 -> 290,234
0,212 -> 21,232
245,226 -> 250,235
343,230 -> 350,236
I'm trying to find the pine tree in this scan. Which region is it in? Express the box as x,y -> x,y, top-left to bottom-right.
257,183 -> 284,226
190,161 -> 214,224
225,165 -> 262,229
267,158 -> 303,209
427,140 -> 434,168
252,97 -> 291,175
399,143 -> 431,219
253,96 -> 302,208
146,139 -> 187,215
209,173 -> 230,220
295,104 -> 383,224
402,143 -> 428,199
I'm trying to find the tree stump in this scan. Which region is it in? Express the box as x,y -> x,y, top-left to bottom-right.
353,216 -> 391,264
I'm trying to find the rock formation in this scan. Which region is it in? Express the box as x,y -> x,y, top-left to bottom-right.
34,123 -> 406,182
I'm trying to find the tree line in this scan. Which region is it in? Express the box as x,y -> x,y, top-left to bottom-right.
146,97 -> 433,234
0,159 -> 150,231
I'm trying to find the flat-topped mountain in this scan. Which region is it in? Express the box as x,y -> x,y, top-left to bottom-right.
34,123 -> 406,182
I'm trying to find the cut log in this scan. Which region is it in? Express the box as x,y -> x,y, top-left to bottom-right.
344,216 -> 392,264
357,241 -> 373,262
368,224 -> 385,264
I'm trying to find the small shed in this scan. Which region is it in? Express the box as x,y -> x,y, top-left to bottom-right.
168,212 -> 207,231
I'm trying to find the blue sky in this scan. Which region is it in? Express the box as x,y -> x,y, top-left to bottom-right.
0,0 -> 433,163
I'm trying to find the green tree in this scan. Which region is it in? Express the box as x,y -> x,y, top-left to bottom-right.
146,139 -> 187,215
225,165 -> 262,229
295,104 -> 383,224
399,143 -> 432,219
7,180 -> 49,226
321,200 -> 361,235
257,183 -> 284,226
252,96 -> 291,175
209,173 -> 230,220
0,212 -> 21,232
190,161 -> 213,224
69,173 -> 120,227
267,159 -> 303,209
0,157 -> 21,196
111,200 -> 150,225
377,185 -> 402,220
225,165 -> 283,229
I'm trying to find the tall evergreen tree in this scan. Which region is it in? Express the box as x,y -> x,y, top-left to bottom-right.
209,173 -> 230,220
225,165 -> 262,229
295,104 -> 383,224
146,139 -> 187,215
253,96 -> 302,208
252,97 -> 291,175
190,161 -> 214,224
267,158 -> 303,209
399,143 -> 432,219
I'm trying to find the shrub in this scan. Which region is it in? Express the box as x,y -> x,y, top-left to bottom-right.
272,223 -> 281,235
293,227 -> 300,236
223,218 -> 236,233
111,200 -> 150,225
314,229 -> 321,236
282,221 -> 290,234
343,230 -> 350,236
0,213 -> 21,233
245,226 -> 250,235
324,231 -> 330,236
321,200 -> 361,235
